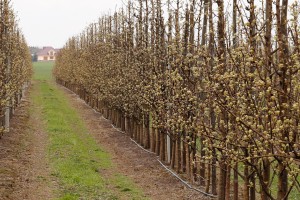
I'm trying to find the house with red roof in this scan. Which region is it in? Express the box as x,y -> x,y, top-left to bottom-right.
36,46 -> 59,61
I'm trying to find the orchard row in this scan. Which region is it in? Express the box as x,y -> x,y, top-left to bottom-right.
54,1 -> 300,199
0,0 -> 32,135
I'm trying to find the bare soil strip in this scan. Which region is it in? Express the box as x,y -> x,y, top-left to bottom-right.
0,89 -> 55,200
60,85 -> 206,200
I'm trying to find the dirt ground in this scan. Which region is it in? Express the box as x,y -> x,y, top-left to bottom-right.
0,91 -> 55,200
61,86 -> 209,200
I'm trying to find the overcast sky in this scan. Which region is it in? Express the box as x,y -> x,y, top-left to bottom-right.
12,0 -> 121,48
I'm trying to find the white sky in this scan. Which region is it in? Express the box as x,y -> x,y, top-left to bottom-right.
12,0 -> 121,48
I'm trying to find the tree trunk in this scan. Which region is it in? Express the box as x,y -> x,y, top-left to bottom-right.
182,132 -> 186,173
244,165 -> 250,200
176,135 -> 181,173
233,163 -> 239,200
276,0 -> 289,198
225,165 -> 231,200
160,129 -> 165,161
212,147 -> 217,195
218,160 -> 227,200
277,162 -> 288,200
200,138 -> 206,185
250,170 -> 256,200
155,128 -> 160,156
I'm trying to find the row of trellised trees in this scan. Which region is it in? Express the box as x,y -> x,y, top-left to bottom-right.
0,0 -> 32,136
54,0 -> 300,199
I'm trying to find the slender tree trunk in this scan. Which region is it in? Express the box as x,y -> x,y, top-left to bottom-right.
171,138 -> 176,169
160,129 -> 165,161
262,0 -> 272,194
233,163 -> 239,200
225,165 -> 231,200
244,165 -> 250,200
182,132 -> 186,173
209,0 -> 216,194
155,128 -> 160,156
250,169 -> 256,200
205,159 -> 211,193
200,0 -> 209,186
276,0 -> 289,199
212,147 -> 217,195
176,135 -> 181,173
217,1 -> 227,199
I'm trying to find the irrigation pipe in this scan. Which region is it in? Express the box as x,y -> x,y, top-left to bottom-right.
129,138 -> 156,155
60,84 -> 218,198
111,124 -> 126,134
157,159 -> 217,198
131,136 -> 217,198
109,125 -> 155,155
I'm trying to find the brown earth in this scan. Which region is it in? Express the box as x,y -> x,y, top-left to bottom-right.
60,85 -> 209,200
0,90 -> 56,200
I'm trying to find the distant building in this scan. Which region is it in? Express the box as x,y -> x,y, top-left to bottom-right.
36,46 -> 59,61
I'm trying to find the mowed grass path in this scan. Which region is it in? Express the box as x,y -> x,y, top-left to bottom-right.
32,62 -> 146,200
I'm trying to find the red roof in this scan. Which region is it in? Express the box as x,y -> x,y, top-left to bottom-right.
37,47 -> 59,56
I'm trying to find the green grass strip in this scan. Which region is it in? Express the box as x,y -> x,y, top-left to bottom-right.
32,62 -> 147,200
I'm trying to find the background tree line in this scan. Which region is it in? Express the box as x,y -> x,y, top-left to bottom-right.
55,0 -> 300,199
